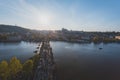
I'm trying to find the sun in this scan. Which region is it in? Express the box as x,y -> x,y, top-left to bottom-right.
37,13 -> 52,25
40,15 -> 50,24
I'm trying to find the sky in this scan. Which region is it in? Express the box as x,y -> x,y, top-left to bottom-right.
0,0 -> 120,31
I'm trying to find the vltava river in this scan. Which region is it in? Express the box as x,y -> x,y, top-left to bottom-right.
0,41 -> 37,62
0,41 -> 120,80
50,41 -> 120,80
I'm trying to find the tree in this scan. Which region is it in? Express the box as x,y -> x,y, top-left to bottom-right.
32,54 -> 40,69
0,61 -> 9,80
9,57 -> 22,76
22,60 -> 33,80
23,60 -> 33,74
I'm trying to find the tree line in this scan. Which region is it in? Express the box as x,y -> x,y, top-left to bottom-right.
0,54 -> 40,80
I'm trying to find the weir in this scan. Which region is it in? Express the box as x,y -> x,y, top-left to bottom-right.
33,41 -> 56,80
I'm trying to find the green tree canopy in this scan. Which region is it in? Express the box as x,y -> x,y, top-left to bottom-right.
0,60 -> 9,80
9,57 -> 22,75
32,54 -> 40,69
23,60 -> 33,75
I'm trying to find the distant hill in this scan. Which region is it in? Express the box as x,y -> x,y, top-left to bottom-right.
0,24 -> 30,33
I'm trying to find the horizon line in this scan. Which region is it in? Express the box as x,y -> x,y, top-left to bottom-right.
0,24 -> 119,32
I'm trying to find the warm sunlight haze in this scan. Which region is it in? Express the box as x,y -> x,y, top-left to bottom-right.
37,13 -> 53,25
0,0 -> 120,80
0,0 -> 120,31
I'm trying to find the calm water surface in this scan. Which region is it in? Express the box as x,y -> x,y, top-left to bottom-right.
0,41 -> 120,80
50,41 -> 120,80
0,41 -> 38,62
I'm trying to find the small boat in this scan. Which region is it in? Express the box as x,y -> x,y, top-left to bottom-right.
36,47 -> 39,49
99,48 -> 103,50
34,50 -> 38,53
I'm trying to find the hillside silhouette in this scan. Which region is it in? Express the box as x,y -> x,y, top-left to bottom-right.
0,24 -> 29,33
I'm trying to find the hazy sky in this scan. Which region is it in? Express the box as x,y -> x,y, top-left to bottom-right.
0,0 -> 120,31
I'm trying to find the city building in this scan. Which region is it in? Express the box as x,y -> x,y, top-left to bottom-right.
115,36 -> 120,40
